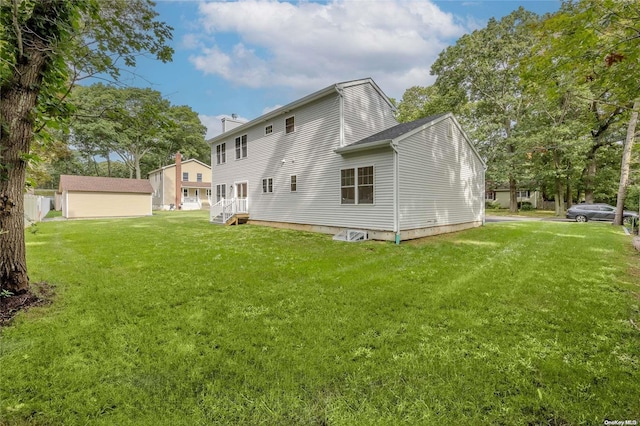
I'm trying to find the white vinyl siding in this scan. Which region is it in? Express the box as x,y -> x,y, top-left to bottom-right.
342,82 -> 397,146
397,117 -> 484,230
210,92 -> 395,231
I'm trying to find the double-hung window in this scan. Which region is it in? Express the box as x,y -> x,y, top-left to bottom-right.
182,172 -> 189,181
235,134 -> 247,159
197,173 -> 203,182
262,178 -> 273,194
216,143 -> 226,165
341,166 -> 374,204
285,116 -> 295,134
290,175 -> 297,192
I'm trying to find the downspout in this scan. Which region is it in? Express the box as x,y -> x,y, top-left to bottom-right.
337,86 -> 345,147
482,164 -> 488,226
391,141 -> 400,244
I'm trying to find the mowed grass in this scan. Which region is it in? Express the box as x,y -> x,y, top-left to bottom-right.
1,211 -> 639,425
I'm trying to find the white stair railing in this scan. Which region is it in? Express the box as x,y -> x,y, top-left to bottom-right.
210,199 -> 224,221
211,197 -> 249,223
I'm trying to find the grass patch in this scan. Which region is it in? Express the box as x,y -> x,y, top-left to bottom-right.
2,211 -> 639,424
43,209 -> 62,219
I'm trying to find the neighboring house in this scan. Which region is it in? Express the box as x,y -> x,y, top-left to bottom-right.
208,78 -> 485,242
486,187 -> 543,209
148,153 -> 212,210
58,175 -> 153,219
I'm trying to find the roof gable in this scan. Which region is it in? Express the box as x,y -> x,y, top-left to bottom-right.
59,175 -> 153,194
148,158 -> 211,175
207,77 -> 391,144
350,113 -> 447,147
335,113 -> 485,167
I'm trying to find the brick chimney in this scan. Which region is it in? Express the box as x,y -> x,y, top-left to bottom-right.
175,152 -> 182,209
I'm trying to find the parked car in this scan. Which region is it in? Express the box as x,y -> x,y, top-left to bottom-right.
566,203 -> 638,223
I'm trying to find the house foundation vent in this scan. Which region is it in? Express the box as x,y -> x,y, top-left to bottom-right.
333,229 -> 369,242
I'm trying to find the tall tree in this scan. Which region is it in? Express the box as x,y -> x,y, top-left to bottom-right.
539,0 -> 640,223
70,84 -> 207,179
430,8 -> 541,212
0,0 -> 172,294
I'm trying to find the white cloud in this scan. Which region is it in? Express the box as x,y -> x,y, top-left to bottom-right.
199,114 -> 223,139
190,0 -> 467,99
262,104 -> 283,115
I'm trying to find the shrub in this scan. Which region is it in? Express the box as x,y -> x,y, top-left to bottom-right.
485,201 -> 501,210
519,201 -> 534,211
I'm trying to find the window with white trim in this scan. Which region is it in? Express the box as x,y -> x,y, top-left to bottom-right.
182,188 -> 189,199
341,166 -> 374,204
285,116 -> 295,134
216,143 -> 226,164
357,166 -> 374,204
216,184 -> 226,202
262,178 -> 273,194
290,175 -> 297,192
265,124 -> 273,135
197,173 -> 202,182
235,134 -> 247,159
182,172 -> 189,181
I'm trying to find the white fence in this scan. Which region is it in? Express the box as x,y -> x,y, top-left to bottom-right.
24,194 -> 51,227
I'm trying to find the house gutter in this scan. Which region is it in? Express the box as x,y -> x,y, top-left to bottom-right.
333,139 -> 392,154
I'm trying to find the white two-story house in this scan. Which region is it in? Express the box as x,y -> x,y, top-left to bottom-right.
208,78 -> 485,242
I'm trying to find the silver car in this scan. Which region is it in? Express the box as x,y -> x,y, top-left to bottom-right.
566,203 -> 638,223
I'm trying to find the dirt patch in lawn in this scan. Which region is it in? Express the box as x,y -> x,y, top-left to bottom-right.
0,282 -> 55,327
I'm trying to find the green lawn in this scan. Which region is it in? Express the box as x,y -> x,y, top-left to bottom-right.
1,211 -> 639,425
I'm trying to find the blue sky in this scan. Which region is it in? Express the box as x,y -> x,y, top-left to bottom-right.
110,0 -> 561,139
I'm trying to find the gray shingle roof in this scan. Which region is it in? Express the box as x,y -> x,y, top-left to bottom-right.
59,175 -> 153,194
352,113 -> 447,147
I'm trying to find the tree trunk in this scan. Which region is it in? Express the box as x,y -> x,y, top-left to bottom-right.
509,177 -> 518,213
614,100 -> 639,225
566,175 -> 573,209
554,178 -> 565,216
0,0 -> 70,294
553,151 -> 565,216
0,55 -> 49,295
584,157 -> 596,204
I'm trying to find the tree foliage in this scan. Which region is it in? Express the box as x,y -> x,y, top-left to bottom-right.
0,0 -> 173,293
429,7 -> 541,212
395,1 -> 639,216
69,84 -> 207,179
